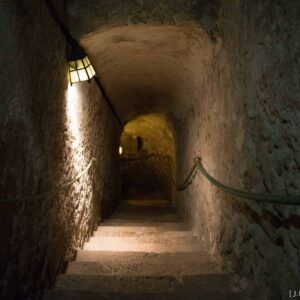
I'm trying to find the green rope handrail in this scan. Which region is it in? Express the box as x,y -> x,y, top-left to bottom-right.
171,163 -> 198,191
0,158 -> 97,204
3,156 -> 299,205
194,157 -> 300,205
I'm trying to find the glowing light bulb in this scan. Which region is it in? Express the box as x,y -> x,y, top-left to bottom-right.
119,146 -> 123,155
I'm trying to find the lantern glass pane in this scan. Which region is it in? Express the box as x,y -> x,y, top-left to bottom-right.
76,59 -> 84,69
78,69 -> 89,81
83,57 -> 89,67
69,61 -> 77,71
87,66 -> 93,78
70,71 -> 80,83
68,54 -> 95,84
90,65 -> 96,76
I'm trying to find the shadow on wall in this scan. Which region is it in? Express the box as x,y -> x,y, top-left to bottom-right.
119,113 -> 176,202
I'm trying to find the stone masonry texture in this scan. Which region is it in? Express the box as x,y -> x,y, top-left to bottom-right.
0,0 -> 299,299
0,1 -> 120,299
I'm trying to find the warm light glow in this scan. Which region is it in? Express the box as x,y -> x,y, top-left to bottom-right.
68,56 -> 96,85
66,83 -> 87,175
119,146 -> 123,155
67,84 -> 81,148
65,84 -> 94,215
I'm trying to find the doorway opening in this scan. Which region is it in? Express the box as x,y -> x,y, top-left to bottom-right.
119,113 -> 176,204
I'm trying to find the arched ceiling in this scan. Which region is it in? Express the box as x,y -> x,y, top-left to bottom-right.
68,0 -> 219,39
81,24 -> 215,123
121,113 -> 175,159
68,1 -> 220,123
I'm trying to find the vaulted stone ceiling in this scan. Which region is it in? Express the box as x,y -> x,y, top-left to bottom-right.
81,24 -> 215,122
68,0 -> 219,38
67,0 -> 219,123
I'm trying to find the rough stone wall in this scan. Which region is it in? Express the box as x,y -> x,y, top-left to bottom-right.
68,0 -> 218,39
176,1 -> 300,299
0,1 -> 120,299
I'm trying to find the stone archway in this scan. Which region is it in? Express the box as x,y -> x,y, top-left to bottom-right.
119,113 -> 176,202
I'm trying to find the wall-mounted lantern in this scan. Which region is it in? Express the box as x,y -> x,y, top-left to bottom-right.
68,42 -> 96,85
46,0 -> 122,126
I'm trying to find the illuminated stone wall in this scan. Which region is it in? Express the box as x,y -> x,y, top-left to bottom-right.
0,1 -> 120,299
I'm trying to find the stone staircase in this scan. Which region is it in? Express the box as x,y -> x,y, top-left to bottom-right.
44,199 -> 245,299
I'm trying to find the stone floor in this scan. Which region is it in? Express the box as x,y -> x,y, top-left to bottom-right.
44,200 -> 246,299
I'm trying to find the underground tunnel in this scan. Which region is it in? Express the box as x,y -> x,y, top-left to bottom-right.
0,0 -> 300,300
119,113 -> 175,202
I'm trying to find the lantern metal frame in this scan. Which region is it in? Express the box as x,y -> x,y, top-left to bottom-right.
68,42 -> 96,85
45,0 -> 123,126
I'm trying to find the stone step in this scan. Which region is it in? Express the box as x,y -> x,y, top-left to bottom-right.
54,274 -> 181,293
102,215 -> 181,224
43,199 -> 248,300
122,199 -> 173,208
54,274 -> 234,294
108,214 -> 180,222
112,205 -> 176,213
76,249 -> 209,263
94,227 -> 193,238
45,288 -> 245,300
82,236 -> 200,252
68,251 -> 216,276
112,205 -> 176,212
88,233 -> 196,244
100,221 -> 187,227
97,223 -> 190,232
110,201 -> 175,212
44,289 -> 245,300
